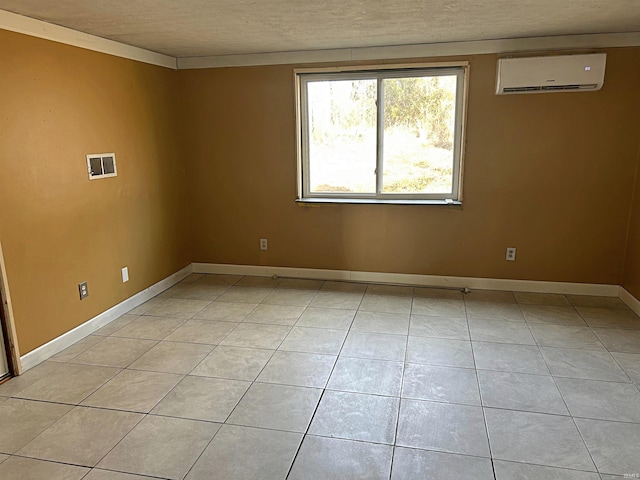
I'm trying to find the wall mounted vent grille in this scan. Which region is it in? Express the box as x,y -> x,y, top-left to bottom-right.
86,153 -> 117,179
502,83 -> 599,93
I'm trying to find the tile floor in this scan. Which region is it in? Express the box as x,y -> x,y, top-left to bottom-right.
1,274 -> 639,479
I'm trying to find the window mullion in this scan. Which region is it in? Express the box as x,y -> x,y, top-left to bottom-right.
376,77 -> 384,196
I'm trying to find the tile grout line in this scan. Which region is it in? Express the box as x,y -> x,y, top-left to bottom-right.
89,281 -> 240,480
210,279 -> 327,479
284,282 -> 363,480
6,279 -> 640,478
388,292 -> 413,480
463,291 -> 498,480
181,274 -> 267,480
534,305 -> 601,475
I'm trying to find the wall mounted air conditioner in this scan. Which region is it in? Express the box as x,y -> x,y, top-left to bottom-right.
496,53 -> 606,95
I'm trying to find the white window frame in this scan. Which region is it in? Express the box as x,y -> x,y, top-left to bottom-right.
295,62 -> 469,204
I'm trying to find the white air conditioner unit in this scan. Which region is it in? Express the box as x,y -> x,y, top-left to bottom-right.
496,53 -> 606,95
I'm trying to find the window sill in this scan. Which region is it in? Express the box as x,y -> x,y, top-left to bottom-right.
296,198 -> 462,206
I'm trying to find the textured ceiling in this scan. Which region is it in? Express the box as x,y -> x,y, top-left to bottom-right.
1,1 -> 639,57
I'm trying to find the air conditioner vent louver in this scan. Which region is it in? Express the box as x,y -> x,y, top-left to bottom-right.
496,54 -> 606,95
503,83 -> 599,93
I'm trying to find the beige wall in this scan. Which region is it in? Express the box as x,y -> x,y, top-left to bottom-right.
0,29 -> 190,354
179,48 -> 640,285
4,27 -> 640,356
622,128 -> 640,299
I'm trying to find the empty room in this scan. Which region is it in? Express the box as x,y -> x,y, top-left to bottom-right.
1,1 -> 640,479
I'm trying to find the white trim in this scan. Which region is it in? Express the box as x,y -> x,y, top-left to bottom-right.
18,260 -> 628,372
20,264 -> 192,371
293,61 -> 468,75
2,9 -> 639,72
177,32 -> 640,69
619,287 -> 640,317
0,10 -> 177,69
192,263 -> 619,296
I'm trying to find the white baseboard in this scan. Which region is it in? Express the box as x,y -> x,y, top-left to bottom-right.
619,287 -> 640,316
20,261 -> 631,374
192,263 -> 619,296
20,264 -> 192,372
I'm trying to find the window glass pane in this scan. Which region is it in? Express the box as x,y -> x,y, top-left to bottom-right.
307,79 -> 377,194
381,75 -> 457,194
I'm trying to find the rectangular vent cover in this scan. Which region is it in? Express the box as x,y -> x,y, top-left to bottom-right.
87,153 -> 117,179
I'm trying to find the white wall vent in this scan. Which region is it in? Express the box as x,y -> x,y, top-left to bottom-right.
87,153 -> 117,179
496,53 -> 606,95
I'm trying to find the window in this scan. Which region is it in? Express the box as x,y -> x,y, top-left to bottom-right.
296,64 -> 467,203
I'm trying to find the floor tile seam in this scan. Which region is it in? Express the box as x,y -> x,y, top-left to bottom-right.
93,313 -> 142,336
218,323 -> 293,427
47,366 -> 126,408
84,465 -> 172,480
283,292 -> 365,479
521,332 -> 609,353
78,366 -> 187,414
392,443 -> 513,461
280,321 -> 351,331
0,400 -> 85,457
553,375 -> 640,388
567,412 -> 640,426
537,344 -> 618,359
124,358 -> 212,376
585,325 -> 636,383
0,396 -> 102,409
76,395 -> 181,415
577,307 -> 640,331
143,301 -> 214,323
282,384 -> 329,479
316,290 -> 363,388
570,409 -> 601,474
524,319 -> 590,328
129,338 -> 217,350
111,314 -> 192,342
298,430 -> 399,447
588,318 -> 640,330
472,333 -> 552,376
477,401 -> 571,416
469,338 -> 544,348
479,404 -> 640,428
3,453 -> 103,473
179,413 -> 226,480
351,327 -> 410,337
135,403 -> 233,422
49,336 -> 109,364
183,316 -> 248,377
16,403 -> 147,472
68,341 -> 161,370
393,438 -> 493,459
537,340 -> 633,383
389,316 -> 411,479
465,309 -> 497,479
404,362 -> 479,374
489,456 -> 605,475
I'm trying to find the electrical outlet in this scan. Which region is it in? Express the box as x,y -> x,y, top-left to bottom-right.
121,267 -> 129,283
506,247 -> 517,261
78,281 -> 89,300
260,238 -> 268,251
